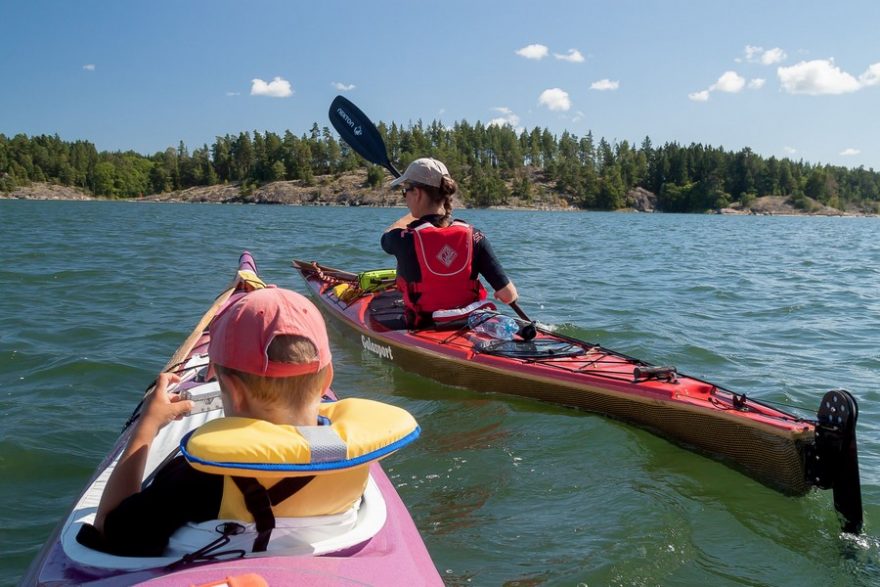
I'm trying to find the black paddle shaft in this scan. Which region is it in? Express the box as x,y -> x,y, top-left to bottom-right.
329,95 -> 401,178
510,302 -> 537,341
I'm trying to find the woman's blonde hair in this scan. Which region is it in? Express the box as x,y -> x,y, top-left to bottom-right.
214,335 -> 329,410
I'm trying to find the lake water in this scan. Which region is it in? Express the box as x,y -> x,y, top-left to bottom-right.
2,200 -> 879,586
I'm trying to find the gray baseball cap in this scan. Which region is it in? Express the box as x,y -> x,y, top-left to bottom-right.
389,157 -> 450,188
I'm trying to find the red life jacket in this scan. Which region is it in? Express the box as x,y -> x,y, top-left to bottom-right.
397,219 -> 487,320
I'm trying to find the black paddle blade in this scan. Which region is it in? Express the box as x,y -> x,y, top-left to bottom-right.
517,322 -> 537,341
329,95 -> 400,177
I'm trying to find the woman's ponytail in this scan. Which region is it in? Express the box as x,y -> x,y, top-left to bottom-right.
438,175 -> 457,227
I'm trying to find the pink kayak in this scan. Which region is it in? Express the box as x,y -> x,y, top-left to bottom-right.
21,252 -> 442,586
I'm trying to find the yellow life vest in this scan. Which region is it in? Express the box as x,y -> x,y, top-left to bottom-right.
181,398 -> 419,549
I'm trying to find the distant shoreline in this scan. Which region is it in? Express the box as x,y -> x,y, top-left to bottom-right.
2,180 -> 875,217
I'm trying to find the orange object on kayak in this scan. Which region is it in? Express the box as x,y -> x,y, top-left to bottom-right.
191,574 -> 268,587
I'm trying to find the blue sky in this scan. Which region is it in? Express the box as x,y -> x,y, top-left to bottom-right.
2,0 -> 878,170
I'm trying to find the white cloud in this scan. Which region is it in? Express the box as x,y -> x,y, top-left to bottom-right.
572,110 -> 585,123
840,148 -> 861,156
332,81 -> 355,91
783,146 -> 798,155
250,76 -> 293,98
742,45 -> 787,65
747,78 -> 766,89
761,47 -> 787,65
554,49 -> 584,63
516,44 -> 549,60
710,71 -> 746,93
859,63 -> 880,87
488,107 -> 520,128
538,88 -> 571,111
82,64 -> 95,71
590,79 -> 619,91
777,59 -> 860,95
690,70 -> 749,101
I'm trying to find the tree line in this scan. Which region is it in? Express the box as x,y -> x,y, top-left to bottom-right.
1,120 -> 878,212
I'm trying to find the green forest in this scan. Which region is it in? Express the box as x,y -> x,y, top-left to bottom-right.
2,120 -> 879,213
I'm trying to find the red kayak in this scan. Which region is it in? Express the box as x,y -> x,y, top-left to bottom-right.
293,259 -> 863,534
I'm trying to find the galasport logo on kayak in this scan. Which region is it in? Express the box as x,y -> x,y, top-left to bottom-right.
362,335 -> 393,360
336,107 -> 363,136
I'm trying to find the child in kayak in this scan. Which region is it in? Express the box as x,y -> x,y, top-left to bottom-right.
382,157 -> 519,327
83,287 -> 415,556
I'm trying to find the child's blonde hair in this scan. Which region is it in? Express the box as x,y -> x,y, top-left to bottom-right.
214,335 -> 329,410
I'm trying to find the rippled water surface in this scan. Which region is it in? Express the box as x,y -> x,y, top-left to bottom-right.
2,201 -> 879,586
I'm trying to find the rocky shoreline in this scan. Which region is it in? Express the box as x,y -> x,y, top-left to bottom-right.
1,183 -> 95,201
1,175 -> 874,216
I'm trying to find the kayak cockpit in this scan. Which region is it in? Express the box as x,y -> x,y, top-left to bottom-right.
59,367 -> 392,572
61,459 -> 388,572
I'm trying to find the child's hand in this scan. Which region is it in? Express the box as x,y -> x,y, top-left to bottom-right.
139,373 -> 194,433
94,372 -> 195,532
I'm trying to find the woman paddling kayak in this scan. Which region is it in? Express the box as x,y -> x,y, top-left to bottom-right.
381,157 -> 519,327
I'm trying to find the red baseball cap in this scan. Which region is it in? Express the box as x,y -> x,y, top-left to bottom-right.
208,287 -> 332,378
